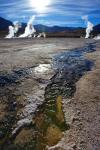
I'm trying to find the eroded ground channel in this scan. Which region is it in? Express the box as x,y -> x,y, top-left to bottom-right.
0,39 -> 96,150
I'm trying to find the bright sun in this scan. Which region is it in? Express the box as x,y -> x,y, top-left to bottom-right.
30,0 -> 51,13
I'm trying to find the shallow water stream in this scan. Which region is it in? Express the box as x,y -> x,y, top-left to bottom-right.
0,42 -> 96,150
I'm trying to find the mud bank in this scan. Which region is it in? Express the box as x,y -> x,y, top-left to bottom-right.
49,41 -> 100,150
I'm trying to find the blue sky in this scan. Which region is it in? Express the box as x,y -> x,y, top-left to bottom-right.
0,0 -> 100,27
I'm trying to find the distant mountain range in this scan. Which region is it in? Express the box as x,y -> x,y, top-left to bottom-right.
0,17 -> 100,37
0,17 -> 85,32
93,24 -> 100,34
0,17 -> 12,30
34,24 -> 84,32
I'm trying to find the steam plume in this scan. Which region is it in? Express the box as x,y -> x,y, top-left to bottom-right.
85,21 -> 94,38
13,21 -> 21,34
5,26 -> 15,38
94,35 -> 100,40
28,15 -> 35,25
5,21 -> 21,38
81,15 -> 88,22
37,32 -> 46,38
82,15 -> 94,38
19,15 -> 36,38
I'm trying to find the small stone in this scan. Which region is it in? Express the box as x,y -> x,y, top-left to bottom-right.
72,143 -> 77,149
0,130 -> 5,139
77,110 -> 81,115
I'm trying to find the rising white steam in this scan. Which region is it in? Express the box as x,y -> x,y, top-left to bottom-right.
94,35 -> 100,40
5,26 -> 15,38
28,15 -> 35,25
19,15 -> 36,38
37,32 -> 46,38
13,21 -> 21,34
85,21 -> 94,38
5,21 -> 21,38
5,15 -> 46,39
81,15 -> 88,22
82,15 -> 94,38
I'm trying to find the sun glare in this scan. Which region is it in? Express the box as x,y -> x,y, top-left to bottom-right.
30,0 -> 51,13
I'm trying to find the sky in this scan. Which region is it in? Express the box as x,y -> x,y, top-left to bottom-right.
0,0 -> 100,27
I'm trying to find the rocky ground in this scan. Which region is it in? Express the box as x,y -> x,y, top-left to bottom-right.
0,38 -> 100,150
